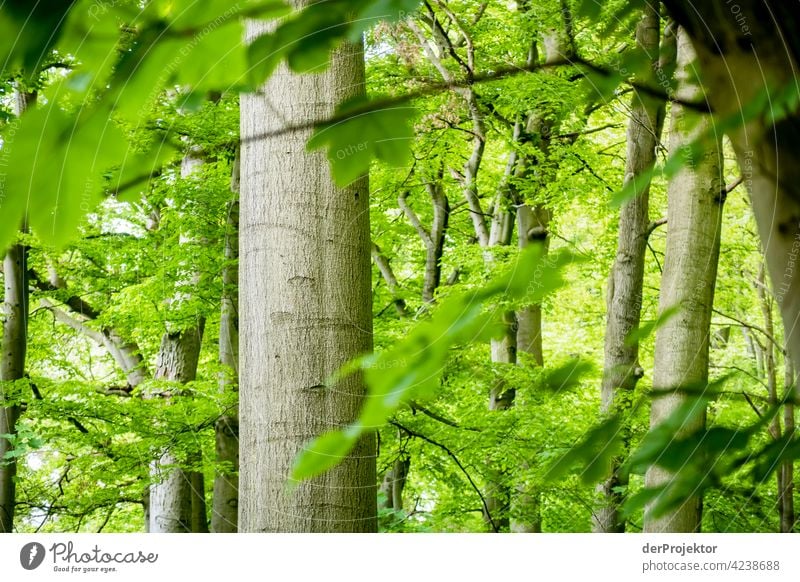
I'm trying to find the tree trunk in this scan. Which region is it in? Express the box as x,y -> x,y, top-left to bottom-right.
0,88 -> 34,534
781,354 -> 796,532
189,449 -> 209,533
212,152 -> 240,533
507,30 -> 565,533
379,456 -> 410,512
660,1 -> 800,384
239,19 -> 376,532
148,325 -> 205,533
0,243 -> 28,534
396,173 -> 449,307
643,27 -> 724,533
593,6 -> 671,533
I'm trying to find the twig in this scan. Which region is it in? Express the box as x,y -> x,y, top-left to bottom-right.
390,420 -> 499,532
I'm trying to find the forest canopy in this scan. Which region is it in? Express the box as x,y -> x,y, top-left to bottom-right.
1,0 -> 799,534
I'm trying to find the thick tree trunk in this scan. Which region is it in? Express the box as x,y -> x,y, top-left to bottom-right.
239,19 -> 376,532
148,325 -> 205,533
593,6 -> 671,533
643,27 -> 724,533
660,1 -> 800,383
0,88 -> 34,534
212,153 -> 240,533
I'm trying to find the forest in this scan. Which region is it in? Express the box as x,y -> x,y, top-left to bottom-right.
0,0 -> 799,534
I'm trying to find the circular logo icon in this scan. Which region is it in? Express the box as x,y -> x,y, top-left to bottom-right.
20,542 -> 46,570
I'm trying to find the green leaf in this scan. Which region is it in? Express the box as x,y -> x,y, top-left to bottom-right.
545,415 -> 624,485
290,425 -> 361,483
539,358 -> 594,392
624,304 -> 682,347
292,246 -> 576,482
1,105 -> 131,249
308,97 -> 416,186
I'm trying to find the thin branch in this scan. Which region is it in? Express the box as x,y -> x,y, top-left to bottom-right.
390,420 -> 499,532
646,217 -> 668,238
713,308 -> 787,357
397,191 -> 434,247
410,402 -> 480,431
241,58 -> 708,146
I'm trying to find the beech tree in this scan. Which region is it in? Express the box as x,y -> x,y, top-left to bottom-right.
643,27 -> 724,532
0,0 -> 799,535
593,5 -> 672,533
238,20 -> 377,532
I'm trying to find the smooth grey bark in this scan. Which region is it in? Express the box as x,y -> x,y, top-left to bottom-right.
239,19 -> 376,532
0,243 -> 28,534
660,1 -> 800,387
149,149 -> 208,534
593,7 -> 672,533
212,152 -> 240,533
643,27 -> 724,533
0,88 -> 34,534
379,457 -> 410,512
148,324 -> 205,533
397,174 -> 449,306
371,243 -> 410,317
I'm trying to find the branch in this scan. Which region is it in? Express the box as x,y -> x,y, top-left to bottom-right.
646,217 -> 668,238
712,308 -> 787,357
410,402 -> 480,431
390,420 -> 499,532
371,242 -> 410,317
397,191 -> 434,247
29,268 -> 102,320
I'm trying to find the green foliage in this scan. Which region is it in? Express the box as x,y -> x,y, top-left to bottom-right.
307,97 -> 416,186
292,245 -> 576,482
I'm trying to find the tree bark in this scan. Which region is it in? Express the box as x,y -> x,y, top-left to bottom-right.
0,88 -> 34,534
660,1 -> 800,384
0,243 -> 27,534
239,18 -> 376,532
593,6 -> 671,533
212,151 -> 241,533
148,324 -> 205,533
397,175 -> 449,306
643,27 -> 724,533
782,354 -> 795,532
379,456 -> 410,512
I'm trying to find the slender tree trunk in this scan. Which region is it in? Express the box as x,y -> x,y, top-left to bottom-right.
396,172 -> 449,307
593,6 -> 672,533
0,243 -> 27,534
508,30 -> 564,533
0,88 -> 34,534
211,152 -> 241,533
239,19 -> 376,532
148,324 -> 205,533
781,354 -> 796,532
643,27 -> 724,533
516,204 -> 550,368
189,450 -> 209,533
379,456 -> 410,512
